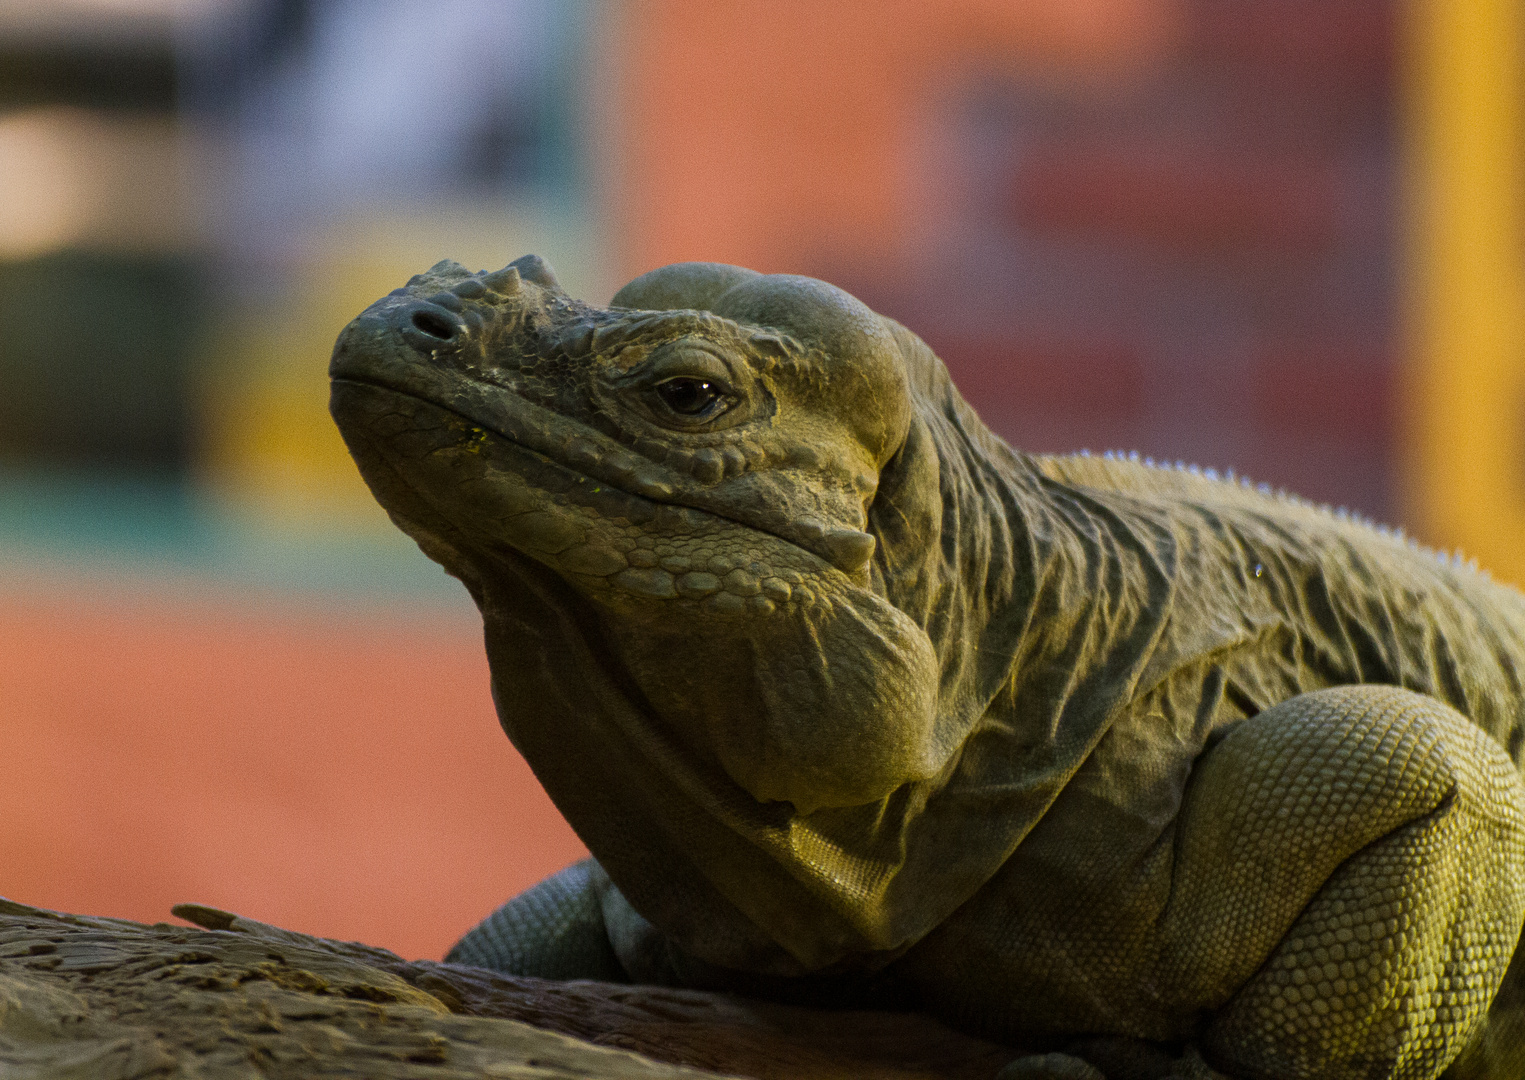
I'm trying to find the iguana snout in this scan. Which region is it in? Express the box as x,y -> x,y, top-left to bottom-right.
331,256 -> 946,813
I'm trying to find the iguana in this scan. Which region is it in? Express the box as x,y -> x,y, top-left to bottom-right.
329,254 -> 1525,1080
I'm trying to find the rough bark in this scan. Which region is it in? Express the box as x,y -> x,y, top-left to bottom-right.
0,897 -> 1016,1079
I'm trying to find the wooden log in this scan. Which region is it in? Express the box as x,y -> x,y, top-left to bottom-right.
0,897 -> 1017,1079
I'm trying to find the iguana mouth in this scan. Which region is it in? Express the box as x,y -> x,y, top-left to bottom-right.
330,371 -> 684,506
330,374 -> 831,580
331,337 -> 878,578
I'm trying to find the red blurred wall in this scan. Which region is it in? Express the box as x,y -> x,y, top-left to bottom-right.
609,0 -> 1179,277
0,573 -> 586,961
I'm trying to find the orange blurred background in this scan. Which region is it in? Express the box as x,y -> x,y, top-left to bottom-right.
0,0 -> 1518,959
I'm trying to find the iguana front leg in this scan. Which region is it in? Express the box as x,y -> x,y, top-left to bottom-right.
1164,685 -> 1525,1080
446,858 -> 629,981
447,858 -> 705,987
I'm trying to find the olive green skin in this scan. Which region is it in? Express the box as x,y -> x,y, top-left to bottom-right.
332,255 -> 1525,1080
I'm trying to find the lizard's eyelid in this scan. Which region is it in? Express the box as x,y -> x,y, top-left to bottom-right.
639,345 -> 737,386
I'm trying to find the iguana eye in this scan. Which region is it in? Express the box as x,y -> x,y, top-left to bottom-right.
655,377 -> 725,417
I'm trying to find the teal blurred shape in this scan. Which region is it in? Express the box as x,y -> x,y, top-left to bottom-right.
0,251 -> 206,473
0,467 -> 467,607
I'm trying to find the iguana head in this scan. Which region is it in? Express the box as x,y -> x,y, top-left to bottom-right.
331,255 -> 954,815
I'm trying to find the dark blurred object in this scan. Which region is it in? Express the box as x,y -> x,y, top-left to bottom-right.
0,37 -> 175,112
0,7 -> 200,474
0,251 -> 205,471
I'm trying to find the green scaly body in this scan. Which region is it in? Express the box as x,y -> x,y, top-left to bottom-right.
330,256 -> 1525,1079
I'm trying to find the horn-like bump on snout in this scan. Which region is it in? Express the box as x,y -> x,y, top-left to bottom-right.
481,265 -> 523,296
508,254 -> 562,291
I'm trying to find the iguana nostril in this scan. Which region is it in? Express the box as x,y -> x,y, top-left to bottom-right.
411,309 -> 459,341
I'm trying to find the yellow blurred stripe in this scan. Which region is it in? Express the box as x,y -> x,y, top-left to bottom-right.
1404,0 -> 1525,586
199,259 -> 406,526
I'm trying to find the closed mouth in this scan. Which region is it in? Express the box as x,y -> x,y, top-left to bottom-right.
331,373 -> 682,509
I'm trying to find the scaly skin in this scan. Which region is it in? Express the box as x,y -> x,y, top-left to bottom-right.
330,255 -> 1525,1080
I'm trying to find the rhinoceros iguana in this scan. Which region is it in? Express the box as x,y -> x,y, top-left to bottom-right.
329,254 -> 1525,1080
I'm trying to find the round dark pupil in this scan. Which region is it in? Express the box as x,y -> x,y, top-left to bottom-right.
657,378 -> 717,415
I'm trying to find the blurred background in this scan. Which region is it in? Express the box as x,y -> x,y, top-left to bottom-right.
0,0 -> 1517,959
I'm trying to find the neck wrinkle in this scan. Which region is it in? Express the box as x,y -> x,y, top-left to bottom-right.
867,367 -> 1051,785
